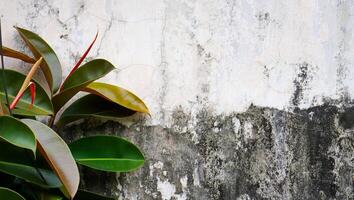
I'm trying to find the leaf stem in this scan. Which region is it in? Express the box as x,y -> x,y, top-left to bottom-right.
48,114 -> 56,128
0,19 -> 11,115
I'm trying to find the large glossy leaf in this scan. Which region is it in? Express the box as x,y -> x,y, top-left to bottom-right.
0,187 -> 25,200
57,94 -> 135,126
0,69 -> 53,116
0,116 -> 36,154
21,119 -> 79,199
83,82 -> 149,114
74,190 -> 115,200
15,27 -> 62,93
2,46 -> 36,63
0,161 -> 61,188
52,59 -> 115,112
70,135 -> 145,172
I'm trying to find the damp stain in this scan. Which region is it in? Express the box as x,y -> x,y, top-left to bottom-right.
61,103 -> 354,199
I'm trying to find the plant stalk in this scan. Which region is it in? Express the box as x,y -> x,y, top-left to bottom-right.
0,19 -> 11,115
48,113 -> 56,128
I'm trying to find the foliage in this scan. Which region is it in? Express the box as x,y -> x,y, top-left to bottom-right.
0,25 -> 149,199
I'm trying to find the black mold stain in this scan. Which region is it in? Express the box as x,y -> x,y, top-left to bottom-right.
196,44 -> 212,63
305,105 -> 337,199
339,106 -> 354,129
263,65 -> 270,79
61,104 -> 354,199
256,11 -> 270,23
256,11 -> 271,40
291,62 -> 309,108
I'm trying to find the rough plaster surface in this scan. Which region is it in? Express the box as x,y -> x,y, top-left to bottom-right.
63,105 -> 354,199
1,0 -> 354,199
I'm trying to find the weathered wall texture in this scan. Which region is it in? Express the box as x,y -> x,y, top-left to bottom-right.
1,0 -> 354,199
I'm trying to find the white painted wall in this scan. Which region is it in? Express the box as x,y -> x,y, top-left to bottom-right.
1,0 -> 353,125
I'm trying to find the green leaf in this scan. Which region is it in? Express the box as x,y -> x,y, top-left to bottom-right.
57,94 -> 135,126
21,119 -> 79,199
0,69 -> 53,116
83,82 -> 149,114
0,187 -> 25,200
0,173 -> 16,190
74,190 -> 115,200
52,59 -> 115,112
0,116 -> 36,154
0,161 -> 61,188
15,27 -> 62,93
0,141 -> 32,165
2,46 -> 36,63
70,135 -> 145,172
35,191 -> 64,200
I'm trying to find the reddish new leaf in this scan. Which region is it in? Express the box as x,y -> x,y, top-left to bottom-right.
10,57 -> 42,110
60,32 -> 98,91
10,81 -> 36,110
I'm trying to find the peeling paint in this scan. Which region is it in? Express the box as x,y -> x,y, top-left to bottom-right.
157,177 -> 176,200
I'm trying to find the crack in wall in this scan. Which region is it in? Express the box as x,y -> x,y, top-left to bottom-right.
157,6 -> 168,124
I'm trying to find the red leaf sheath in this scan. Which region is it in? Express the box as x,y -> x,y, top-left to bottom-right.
60,32 -> 98,91
10,81 -> 36,110
29,82 -> 36,108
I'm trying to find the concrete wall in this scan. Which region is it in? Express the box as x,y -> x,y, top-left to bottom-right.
1,0 -> 353,199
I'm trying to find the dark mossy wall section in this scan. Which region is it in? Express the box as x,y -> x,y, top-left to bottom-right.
61,104 -> 353,200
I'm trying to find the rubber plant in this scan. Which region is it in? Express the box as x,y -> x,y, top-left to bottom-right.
0,22 -> 148,200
